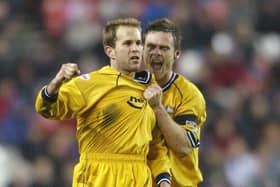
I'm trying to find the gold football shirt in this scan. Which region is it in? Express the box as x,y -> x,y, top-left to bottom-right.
161,72 -> 206,186
35,66 -> 169,177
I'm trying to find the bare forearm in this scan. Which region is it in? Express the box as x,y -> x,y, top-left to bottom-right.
46,78 -> 63,96
159,181 -> 171,187
46,63 -> 80,96
154,105 -> 191,155
144,84 -> 192,155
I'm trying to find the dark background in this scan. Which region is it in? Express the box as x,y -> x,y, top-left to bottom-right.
0,0 -> 279,186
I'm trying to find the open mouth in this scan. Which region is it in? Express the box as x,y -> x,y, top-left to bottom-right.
130,56 -> 140,60
151,58 -> 163,70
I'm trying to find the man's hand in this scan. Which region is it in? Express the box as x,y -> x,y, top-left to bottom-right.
144,84 -> 163,109
47,63 -> 80,96
159,181 -> 171,187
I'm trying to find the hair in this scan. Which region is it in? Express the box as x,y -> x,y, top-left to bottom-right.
143,18 -> 182,50
103,18 -> 141,48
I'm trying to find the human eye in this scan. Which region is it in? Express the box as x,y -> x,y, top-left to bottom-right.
147,44 -> 155,50
160,46 -> 169,51
123,40 -> 132,46
136,40 -> 142,46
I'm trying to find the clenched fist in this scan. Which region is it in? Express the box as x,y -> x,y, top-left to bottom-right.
47,63 -> 80,96
144,84 -> 163,109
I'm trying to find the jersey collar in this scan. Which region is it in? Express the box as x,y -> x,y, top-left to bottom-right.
162,72 -> 178,92
134,71 -> 152,84
99,66 -> 120,75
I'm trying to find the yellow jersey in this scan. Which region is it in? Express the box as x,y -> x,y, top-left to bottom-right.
35,66 -> 169,183
161,72 -> 206,187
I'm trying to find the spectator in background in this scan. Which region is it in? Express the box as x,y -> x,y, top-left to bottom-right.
0,1 -> 280,186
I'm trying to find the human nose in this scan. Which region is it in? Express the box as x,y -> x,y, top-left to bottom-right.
131,43 -> 141,52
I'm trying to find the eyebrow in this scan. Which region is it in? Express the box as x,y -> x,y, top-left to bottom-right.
123,39 -> 141,42
146,43 -> 170,48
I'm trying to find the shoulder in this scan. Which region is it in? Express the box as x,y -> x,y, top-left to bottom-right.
174,74 -> 205,100
73,71 -> 97,82
67,71 -> 99,90
173,74 -> 206,120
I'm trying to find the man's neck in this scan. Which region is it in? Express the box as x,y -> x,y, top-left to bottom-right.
110,63 -> 135,77
157,72 -> 173,87
118,69 -> 135,77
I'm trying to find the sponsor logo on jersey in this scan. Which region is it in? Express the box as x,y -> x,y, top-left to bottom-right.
127,96 -> 146,109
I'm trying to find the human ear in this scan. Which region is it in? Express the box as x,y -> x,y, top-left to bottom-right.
104,46 -> 116,60
174,50 -> 181,61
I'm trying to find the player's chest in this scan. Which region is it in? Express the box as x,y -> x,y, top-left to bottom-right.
162,92 -> 180,118
98,87 -> 147,110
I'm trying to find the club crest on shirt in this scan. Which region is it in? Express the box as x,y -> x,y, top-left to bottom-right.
79,74 -> 90,80
127,96 -> 146,109
166,106 -> 174,113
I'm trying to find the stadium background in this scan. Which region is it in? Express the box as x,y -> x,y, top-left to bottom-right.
0,0 -> 279,186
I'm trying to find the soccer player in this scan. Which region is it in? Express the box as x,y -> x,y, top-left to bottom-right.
143,18 -> 207,187
35,18 -> 170,187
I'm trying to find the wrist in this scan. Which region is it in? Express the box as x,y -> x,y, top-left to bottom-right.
152,105 -> 166,113
47,79 -> 63,96
159,181 -> 171,187
156,173 -> 171,187
41,86 -> 58,102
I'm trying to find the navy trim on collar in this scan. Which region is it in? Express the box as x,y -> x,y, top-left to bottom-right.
162,72 -> 178,91
134,71 -> 151,84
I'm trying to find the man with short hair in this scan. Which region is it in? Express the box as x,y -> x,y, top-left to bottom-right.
35,18 -> 170,187
144,18 -> 207,187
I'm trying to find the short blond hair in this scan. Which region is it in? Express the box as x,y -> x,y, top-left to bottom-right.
103,18 -> 141,48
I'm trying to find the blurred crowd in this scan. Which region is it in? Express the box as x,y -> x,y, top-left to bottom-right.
0,0 -> 280,187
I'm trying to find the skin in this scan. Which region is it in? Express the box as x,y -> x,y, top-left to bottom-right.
45,27 -> 170,187
143,31 -> 177,86
104,26 -> 143,76
46,63 -> 80,95
143,31 -> 192,156
47,26 -> 143,95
